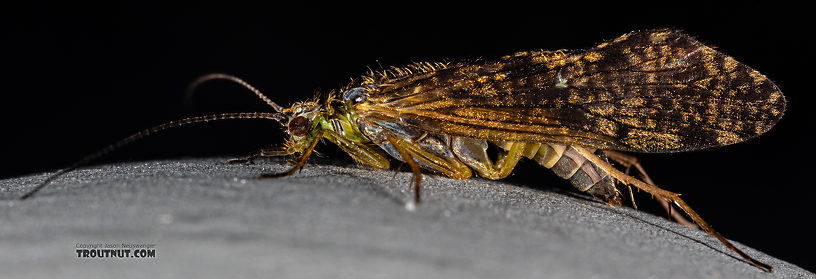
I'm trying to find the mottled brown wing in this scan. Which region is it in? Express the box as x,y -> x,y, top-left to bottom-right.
357,29 -> 786,153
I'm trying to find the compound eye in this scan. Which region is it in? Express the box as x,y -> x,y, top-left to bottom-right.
342,87 -> 368,105
288,116 -> 309,137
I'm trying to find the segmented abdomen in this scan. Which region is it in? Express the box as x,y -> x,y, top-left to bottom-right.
497,142 -> 621,204
542,143 -> 620,204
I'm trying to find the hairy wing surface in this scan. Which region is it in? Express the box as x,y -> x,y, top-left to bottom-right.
358,29 -> 785,153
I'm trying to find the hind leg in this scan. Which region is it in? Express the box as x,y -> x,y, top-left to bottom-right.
603,151 -> 698,229
574,147 -> 771,272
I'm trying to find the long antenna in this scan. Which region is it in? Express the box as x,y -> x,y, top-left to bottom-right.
185,73 -> 284,112
19,112 -> 284,200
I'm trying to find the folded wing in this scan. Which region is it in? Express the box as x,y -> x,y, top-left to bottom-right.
358,29 -> 785,153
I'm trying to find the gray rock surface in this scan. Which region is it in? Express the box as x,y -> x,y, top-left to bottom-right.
0,158 -> 812,278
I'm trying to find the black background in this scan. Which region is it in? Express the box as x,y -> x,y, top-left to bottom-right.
4,2 -> 813,273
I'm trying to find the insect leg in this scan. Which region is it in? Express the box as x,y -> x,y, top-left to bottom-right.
386,134 -> 423,203
604,151 -> 698,229
356,120 -> 471,179
450,137 -> 525,180
258,130 -> 324,178
383,133 -> 474,203
323,130 -> 390,170
573,146 -> 772,272
227,153 -> 260,164
228,148 -> 292,164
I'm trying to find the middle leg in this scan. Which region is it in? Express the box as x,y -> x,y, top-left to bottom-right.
450,137 -> 527,180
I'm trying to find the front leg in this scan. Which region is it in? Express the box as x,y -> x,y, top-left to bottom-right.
228,147 -> 291,164
256,129 -> 391,178
322,129 -> 390,170
258,130 -> 324,178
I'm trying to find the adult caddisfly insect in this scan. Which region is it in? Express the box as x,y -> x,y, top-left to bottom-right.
20,29 -> 785,272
